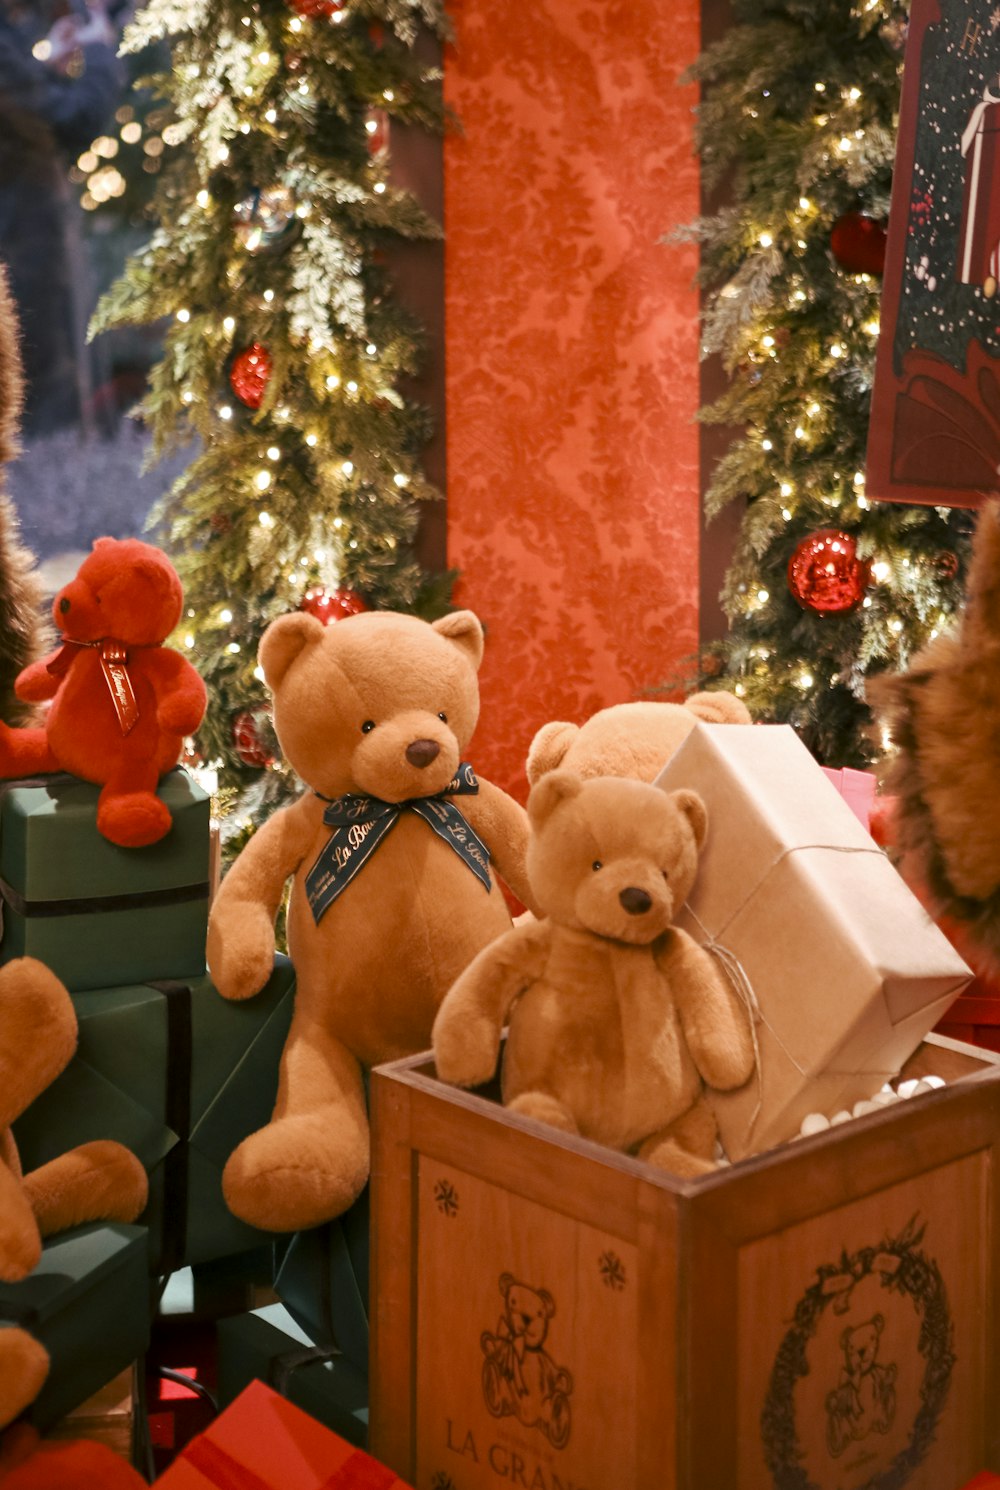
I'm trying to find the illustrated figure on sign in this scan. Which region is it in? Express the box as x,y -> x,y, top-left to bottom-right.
825,1314 -> 898,1458
480,1273 -> 573,1449
958,76 -> 1000,296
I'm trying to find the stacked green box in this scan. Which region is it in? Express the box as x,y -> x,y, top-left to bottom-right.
216,1302 -> 368,1447
0,770 -> 210,991
13,959 -> 297,1274
274,1191 -> 370,1372
0,1223 -> 150,1430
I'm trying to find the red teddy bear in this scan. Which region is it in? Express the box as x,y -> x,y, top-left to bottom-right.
0,538 -> 206,848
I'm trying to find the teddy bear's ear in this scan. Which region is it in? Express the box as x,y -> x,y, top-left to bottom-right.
685,690 -> 751,726
432,610 -> 484,671
526,721 -> 578,785
538,1288 -> 555,1318
259,612 -> 326,690
498,1272 -> 515,1298
91,536 -> 115,551
670,788 -> 708,849
528,769 -> 582,828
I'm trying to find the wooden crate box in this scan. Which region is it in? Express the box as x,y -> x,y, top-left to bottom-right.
370,1036 -> 1000,1490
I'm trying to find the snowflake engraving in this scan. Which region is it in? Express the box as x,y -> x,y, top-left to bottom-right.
598,1250 -> 627,1290
434,1178 -> 459,1216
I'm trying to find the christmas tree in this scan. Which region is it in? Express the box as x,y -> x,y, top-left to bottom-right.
684,0 -> 974,767
91,0 -> 450,828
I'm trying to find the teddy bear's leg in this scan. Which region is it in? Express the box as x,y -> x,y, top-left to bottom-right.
0,1153 -> 42,1282
0,724 -> 58,778
0,1329 -> 49,1429
23,1141 -> 148,1238
96,764 -> 172,848
506,1090 -> 580,1135
637,1096 -> 718,1178
223,1015 -> 369,1232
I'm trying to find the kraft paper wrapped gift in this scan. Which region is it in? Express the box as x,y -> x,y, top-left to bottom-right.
653,722 -> 972,1159
155,1379 -> 406,1490
13,957 -> 297,1272
0,769 -> 210,992
0,1223 -> 149,1431
217,1302 -> 368,1447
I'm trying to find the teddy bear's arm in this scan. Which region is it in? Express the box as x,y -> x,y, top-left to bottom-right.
142,648 -> 208,735
207,794 -> 321,1001
432,920 -> 552,1088
656,928 -> 756,1091
460,777 -> 540,915
13,650 -> 64,703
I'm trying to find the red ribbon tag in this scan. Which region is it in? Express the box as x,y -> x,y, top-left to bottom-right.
98,641 -> 139,736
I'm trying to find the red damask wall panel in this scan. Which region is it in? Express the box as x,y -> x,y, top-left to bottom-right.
444,0 -> 703,800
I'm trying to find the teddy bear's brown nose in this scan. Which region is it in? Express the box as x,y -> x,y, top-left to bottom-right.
59,597 -> 70,614
619,886 -> 652,915
405,738 -> 441,768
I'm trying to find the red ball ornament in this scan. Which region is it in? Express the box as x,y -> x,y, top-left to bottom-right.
299,586 -> 368,625
232,708 -> 276,769
787,529 -> 870,614
830,212 -> 888,276
229,343 -> 272,410
288,0 -> 343,16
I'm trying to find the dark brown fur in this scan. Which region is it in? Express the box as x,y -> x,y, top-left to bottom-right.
0,261 -> 44,725
870,500 -> 1000,972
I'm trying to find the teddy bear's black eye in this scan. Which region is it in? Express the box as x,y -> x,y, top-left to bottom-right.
592,860 -> 603,872
438,711 -> 448,723
361,720 -> 376,734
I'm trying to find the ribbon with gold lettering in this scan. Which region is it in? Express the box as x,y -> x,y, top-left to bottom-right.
306,762 -> 492,924
46,637 -> 140,736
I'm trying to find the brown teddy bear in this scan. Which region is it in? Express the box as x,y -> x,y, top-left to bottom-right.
0,957 -> 148,1430
207,608 -> 536,1232
526,692 -> 751,787
432,772 -> 756,1176
870,501 -> 1000,973
0,263 -> 44,730
0,537 -> 207,848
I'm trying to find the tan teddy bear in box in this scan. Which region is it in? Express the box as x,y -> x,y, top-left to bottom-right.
432,772 -> 755,1175
207,609 -> 535,1231
526,691 -> 751,787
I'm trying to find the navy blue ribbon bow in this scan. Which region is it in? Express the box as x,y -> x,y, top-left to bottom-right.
305,761 -> 492,924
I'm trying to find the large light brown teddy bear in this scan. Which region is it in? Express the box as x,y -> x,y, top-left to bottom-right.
870,501 -> 1000,973
207,609 -> 535,1231
432,772 -> 755,1175
526,691 -> 751,787
0,958 -> 148,1429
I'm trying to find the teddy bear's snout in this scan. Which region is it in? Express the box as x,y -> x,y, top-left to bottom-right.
619,886 -> 652,916
405,738 -> 441,768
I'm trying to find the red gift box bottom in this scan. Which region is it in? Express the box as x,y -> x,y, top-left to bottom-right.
962,1475 -> 1000,1488
153,1380 -> 409,1490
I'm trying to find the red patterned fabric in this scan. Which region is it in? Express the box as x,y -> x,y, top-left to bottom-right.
444,0 -> 702,799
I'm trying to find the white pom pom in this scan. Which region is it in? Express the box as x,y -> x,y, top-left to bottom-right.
897,1078 -> 921,1099
800,1112 -> 830,1136
852,1099 -> 880,1118
831,1109 -> 853,1125
922,1074 -> 946,1089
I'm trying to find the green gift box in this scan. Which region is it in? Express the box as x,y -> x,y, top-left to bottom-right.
217,1302 -> 368,1447
274,1190 -> 370,1371
0,1222 -> 150,1430
0,768 -> 210,992
13,957 -> 297,1273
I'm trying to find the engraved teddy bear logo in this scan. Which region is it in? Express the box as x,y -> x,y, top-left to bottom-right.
480,1273 -> 574,1449
825,1313 -> 898,1458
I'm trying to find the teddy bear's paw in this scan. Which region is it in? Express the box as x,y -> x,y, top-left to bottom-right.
25,1141 -> 149,1236
506,1091 -> 579,1134
433,1014 -> 499,1088
0,1329 -> 48,1429
223,1117 -> 370,1232
641,1138 -> 715,1179
97,792 -> 172,848
206,915 -> 275,1002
